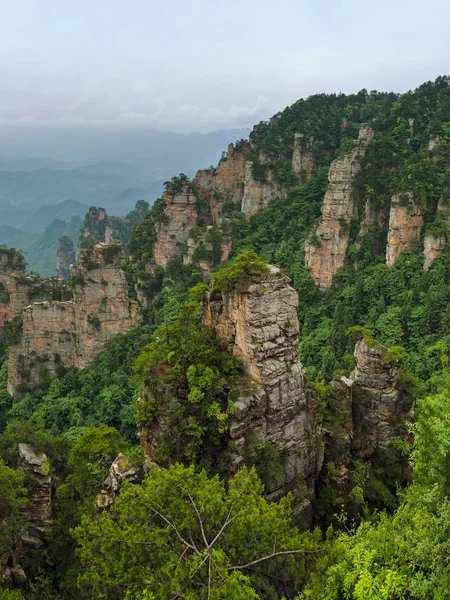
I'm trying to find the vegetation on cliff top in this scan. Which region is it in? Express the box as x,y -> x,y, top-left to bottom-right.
2,77 -> 450,598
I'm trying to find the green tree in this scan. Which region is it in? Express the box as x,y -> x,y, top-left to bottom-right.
75,464 -> 320,599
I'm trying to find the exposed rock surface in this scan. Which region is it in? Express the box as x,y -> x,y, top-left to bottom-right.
183,225 -> 232,278
292,133 -> 315,182
96,453 -> 141,511
305,125 -> 374,290
8,243 -> 141,398
18,443 -> 52,549
241,162 -> 286,218
319,337 -> 408,511
153,188 -> 198,268
357,200 -> 389,239
350,338 -> 404,457
204,265 -> 321,514
386,193 -> 424,266
0,250 -> 68,340
56,237 -> 76,279
194,144 -> 247,217
423,233 -> 447,271
423,194 -> 450,270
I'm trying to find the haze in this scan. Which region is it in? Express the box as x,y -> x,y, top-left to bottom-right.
1,0 -> 448,135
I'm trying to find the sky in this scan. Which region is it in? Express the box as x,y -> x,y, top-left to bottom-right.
0,0 -> 449,133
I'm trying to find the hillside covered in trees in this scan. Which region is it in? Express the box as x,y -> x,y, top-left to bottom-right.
2,77 -> 450,599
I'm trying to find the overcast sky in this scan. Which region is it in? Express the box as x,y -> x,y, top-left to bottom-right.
0,0 -> 448,133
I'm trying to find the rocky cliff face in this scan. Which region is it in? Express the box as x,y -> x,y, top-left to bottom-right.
292,133 -> 315,182
423,194 -> 450,270
386,193 -> 424,266
204,265 -> 321,515
304,125 -> 374,290
153,188 -> 198,268
318,337 -> 409,516
56,237 -> 76,279
194,144 -> 246,216
0,250 -> 68,340
8,243 -> 141,398
96,453 -> 141,511
350,338 -> 404,457
18,444 -> 52,549
241,162 -> 286,217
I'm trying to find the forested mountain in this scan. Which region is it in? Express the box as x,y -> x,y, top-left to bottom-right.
1,77 -> 450,599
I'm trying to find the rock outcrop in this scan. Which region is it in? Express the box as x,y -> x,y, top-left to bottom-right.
204,265 -> 321,515
305,125 -> 374,290
350,338 -> 403,457
183,225 -> 232,278
423,194 -> 450,270
96,454 -> 141,511
18,444 -> 52,549
194,144 -> 247,217
386,193 -> 424,266
8,243 -> 141,398
0,249 -> 68,340
153,188 -> 198,268
56,236 -> 76,279
319,337 -> 408,514
292,133 -> 315,182
241,162 -> 286,218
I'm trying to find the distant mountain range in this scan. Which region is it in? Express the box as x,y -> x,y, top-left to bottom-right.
0,127 -> 248,233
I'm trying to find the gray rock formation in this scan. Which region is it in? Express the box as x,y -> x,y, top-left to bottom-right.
18,443 -> 52,550
96,454 -> 141,511
386,193 -> 424,266
204,265 -> 321,515
8,243 -> 141,398
305,125 -> 374,290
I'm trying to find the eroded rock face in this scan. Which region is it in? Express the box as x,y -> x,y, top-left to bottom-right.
204,265 -> 321,515
305,125 -> 374,290
423,194 -> 450,270
18,443 -> 52,549
292,133 -> 315,182
0,250 -> 68,340
319,337 -> 408,512
423,234 -> 447,271
386,193 -> 424,266
8,243 -> 141,398
194,144 -> 247,217
241,162 -> 286,218
56,238 -> 76,279
350,338 -> 403,457
96,453 -> 141,511
183,225 -> 232,278
153,188 -> 198,268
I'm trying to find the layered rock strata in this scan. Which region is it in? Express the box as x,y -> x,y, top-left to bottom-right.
56,237 -> 76,279
350,338 -> 403,457
0,250 -> 68,340
304,125 -> 374,290
385,193 -> 424,266
319,337 -> 407,510
241,162 -> 286,217
153,188 -> 198,268
8,243 -> 141,398
203,265 -> 321,514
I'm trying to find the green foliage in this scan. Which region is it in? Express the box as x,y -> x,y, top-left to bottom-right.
75,464 -> 320,599
212,250 -> 269,293
134,286 -> 243,472
0,458 -> 28,551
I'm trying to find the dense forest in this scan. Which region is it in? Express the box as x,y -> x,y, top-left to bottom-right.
2,77 -> 450,599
